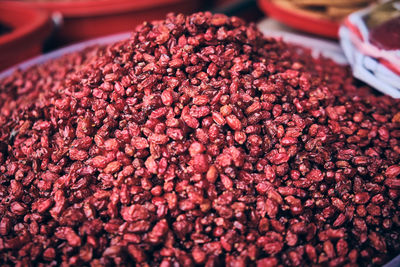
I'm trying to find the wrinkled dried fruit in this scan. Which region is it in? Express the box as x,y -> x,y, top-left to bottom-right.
0,11 -> 399,267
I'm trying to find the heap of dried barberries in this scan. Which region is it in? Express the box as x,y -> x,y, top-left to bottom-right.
0,12 -> 399,267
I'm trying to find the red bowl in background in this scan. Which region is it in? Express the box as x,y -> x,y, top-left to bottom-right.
0,1 -> 53,71
257,0 -> 339,38
28,0 -> 200,45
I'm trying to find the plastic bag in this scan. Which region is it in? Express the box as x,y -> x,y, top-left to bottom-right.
339,0 -> 400,98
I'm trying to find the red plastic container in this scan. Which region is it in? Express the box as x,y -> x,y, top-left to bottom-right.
0,1 -> 52,71
258,0 -> 339,38
28,0 -> 200,45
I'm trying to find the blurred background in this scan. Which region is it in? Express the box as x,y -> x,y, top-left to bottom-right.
0,0 -> 391,71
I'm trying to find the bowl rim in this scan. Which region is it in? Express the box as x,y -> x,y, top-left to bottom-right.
0,31 -> 131,79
